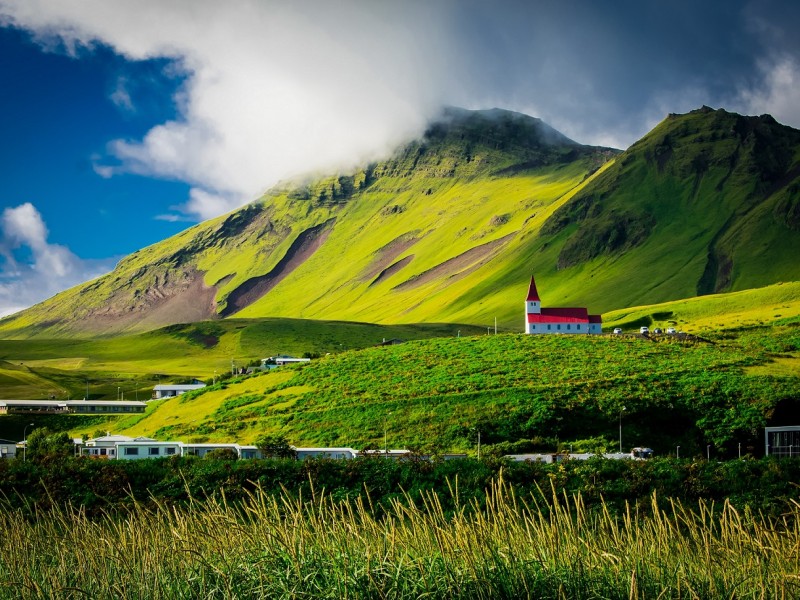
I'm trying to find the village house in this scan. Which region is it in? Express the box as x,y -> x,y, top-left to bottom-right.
524,275 -> 602,334
0,438 -> 17,459
152,384 -> 206,399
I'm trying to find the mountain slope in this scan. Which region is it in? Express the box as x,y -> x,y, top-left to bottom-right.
540,106 -> 800,308
0,108 -> 615,337
1,106 -> 799,338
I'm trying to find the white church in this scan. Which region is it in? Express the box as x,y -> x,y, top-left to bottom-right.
525,275 -> 602,335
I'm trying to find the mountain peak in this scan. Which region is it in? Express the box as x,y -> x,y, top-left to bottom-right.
426,106 -> 580,149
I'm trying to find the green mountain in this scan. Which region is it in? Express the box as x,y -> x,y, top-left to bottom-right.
541,106 -> 800,307
1,106 -> 799,338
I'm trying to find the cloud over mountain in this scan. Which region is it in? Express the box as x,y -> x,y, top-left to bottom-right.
3,0 -> 799,223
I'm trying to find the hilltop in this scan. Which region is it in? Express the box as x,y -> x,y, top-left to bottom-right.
0,106 -> 799,338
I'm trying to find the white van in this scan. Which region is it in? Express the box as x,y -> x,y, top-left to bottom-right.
639,326 -> 649,334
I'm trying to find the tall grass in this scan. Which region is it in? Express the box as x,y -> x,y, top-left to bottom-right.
0,478 -> 798,599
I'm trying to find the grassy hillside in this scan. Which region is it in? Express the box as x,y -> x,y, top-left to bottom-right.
0,283 -> 800,453
604,280 -> 800,332
0,108 -> 615,337
0,318 -> 484,397
58,316 -> 794,460
542,107 -> 800,310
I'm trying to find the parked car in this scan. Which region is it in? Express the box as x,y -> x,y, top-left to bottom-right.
653,328 -> 663,334
613,327 -> 622,334
666,327 -> 677,334
639,326 -> 649,334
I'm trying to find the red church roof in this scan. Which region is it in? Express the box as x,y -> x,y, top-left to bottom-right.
526,276 -> 540,301
527,307 -> 590,323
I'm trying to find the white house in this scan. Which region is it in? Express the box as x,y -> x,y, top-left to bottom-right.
261,356 -> 311,368
0,438 -> 17,459
152,384 -> 206,399
524,275 -> 602,335
0,400 -> 147,414
293,447 -> 359,460
116,440 -> 182,460
765,426 -> 800,457
82,435 -> 156,459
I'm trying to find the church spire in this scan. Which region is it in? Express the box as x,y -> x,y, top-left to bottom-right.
526,275 -> 540,302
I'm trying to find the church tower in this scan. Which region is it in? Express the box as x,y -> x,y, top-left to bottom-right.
525,275 -> 541,315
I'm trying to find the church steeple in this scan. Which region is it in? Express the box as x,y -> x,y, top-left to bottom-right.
526,276 -> 540,302
525,275 -> 541,315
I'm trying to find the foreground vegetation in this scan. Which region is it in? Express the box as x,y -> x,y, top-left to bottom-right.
3,454 -> 800,520
1,474 -> 798,599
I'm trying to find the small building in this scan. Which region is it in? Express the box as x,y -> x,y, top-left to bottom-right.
152,384 -> 206,399
0,400 -> 69,414
359,449 -> 413,460
524,275 -> 602,335
294,447 -> 358,460
116,440 -> 182,460
0,400 -> 146,415
261,356 -> 311,368
83,435 -> 155,459
765,426 -> 800,457
0,439 -> 17,459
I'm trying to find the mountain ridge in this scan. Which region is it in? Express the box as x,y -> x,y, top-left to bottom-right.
1,106 -> 798,338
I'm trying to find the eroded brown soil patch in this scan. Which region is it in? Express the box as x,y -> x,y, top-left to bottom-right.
392,233 -> 516,292
221,219 -> 336,316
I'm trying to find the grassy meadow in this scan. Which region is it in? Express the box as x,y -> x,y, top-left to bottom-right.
84,316 -> 800,459
2,479 -> 798,599
0,282 -> 798,454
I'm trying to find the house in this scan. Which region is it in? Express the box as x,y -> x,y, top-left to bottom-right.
0,438 -> 17,459
524,275 -> 602,334
115,440 -> 182,460
82,435 -> 155,459
0,400 -> 146,414
765,426 -> 800,457
293,447 -> 358,460
152,384 -> 206,399
261,356 -> 311,368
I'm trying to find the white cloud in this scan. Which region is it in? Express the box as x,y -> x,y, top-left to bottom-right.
0,203 -> 115,317
109,75 -> 134,112
0,0 -> 455,220
2,0 -> 799,230
733,55 -> 800,126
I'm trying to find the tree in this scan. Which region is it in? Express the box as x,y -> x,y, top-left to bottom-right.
25,428 -> 74,462
256,434 -> 296,459
204,448 -> 239,461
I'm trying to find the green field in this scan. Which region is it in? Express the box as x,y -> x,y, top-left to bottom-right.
1,282 -> 799,454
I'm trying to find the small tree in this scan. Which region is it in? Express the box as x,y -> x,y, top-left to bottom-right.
256,434 -> 296,459
204,447 -> 239,461
25,428 -> 74,462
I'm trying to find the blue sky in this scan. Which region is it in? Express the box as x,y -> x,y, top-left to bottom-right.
0,0 -> 799,316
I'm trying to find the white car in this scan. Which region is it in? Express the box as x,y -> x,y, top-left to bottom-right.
613,327 -> 622,334
666,327 -> 677,334
639,326 -> 649,334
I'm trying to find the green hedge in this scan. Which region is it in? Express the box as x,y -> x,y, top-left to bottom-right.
2,455 -> 799,519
